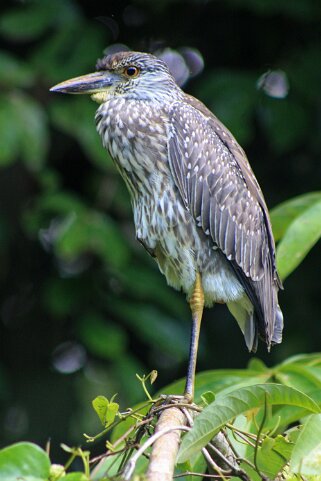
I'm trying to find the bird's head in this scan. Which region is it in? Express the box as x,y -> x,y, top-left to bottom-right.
50,51 -> 181,103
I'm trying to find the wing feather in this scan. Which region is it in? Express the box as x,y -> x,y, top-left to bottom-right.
167,99 -> 282,347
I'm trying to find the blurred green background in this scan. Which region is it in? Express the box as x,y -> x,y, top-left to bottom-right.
0,0 -> 320,463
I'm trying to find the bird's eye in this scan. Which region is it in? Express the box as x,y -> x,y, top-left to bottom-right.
124,66 -> 140,78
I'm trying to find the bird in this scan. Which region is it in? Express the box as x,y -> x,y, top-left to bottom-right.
51,51 -> 283,400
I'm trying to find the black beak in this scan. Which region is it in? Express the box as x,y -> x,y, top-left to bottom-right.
50,71 -> 119,94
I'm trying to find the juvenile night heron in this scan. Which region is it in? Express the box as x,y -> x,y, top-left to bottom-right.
51,51 -> 283,400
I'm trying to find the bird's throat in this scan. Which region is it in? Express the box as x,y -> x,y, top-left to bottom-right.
91,91 -> 110,104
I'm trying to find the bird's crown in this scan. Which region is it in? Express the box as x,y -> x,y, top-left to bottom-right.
96,51 -> 169,75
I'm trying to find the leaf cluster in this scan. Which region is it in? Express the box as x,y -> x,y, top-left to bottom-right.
2,353 -> 321,480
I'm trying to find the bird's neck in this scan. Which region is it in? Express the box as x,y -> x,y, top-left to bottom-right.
95,97 -> 171,198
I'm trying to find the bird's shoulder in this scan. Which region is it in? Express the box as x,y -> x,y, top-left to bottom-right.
182,93 -> 265,201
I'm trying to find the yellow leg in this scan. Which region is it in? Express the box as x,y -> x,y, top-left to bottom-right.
184,272 -> 205,402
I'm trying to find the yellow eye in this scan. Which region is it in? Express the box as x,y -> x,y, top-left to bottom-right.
124,66 -> 140,78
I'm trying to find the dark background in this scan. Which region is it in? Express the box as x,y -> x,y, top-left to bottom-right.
0,0 -> 320,462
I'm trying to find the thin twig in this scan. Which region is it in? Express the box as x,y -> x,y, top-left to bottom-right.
230,429 -> 256,448
182,406 -> 195,426
90,419 -> 151,465
207,441 -> 250,481
152,402 -> 201,414
174,472 -> 232,479
253,394 -> 268,480
90,446 -> 127,465
116,417 -> 153,449
90,416 -> 154,477
207,442 -> 239,472
221,429 -> 256,472
226,423 -> 258,441
238,457 -> 256,471
202,447 -> 231,478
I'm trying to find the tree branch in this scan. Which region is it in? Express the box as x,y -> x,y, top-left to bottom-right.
146,406 -> 186,481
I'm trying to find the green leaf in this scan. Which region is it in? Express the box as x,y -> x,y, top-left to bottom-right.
270,192 -> 321,242
178,384 -> 319,463
290,414 -> 321,474
276,364 -> 321,392
92,396 -> 119,427
238,461 -> 261,481
0,442 -> 50,481
92,395 -> 109,426
256,435 -> 294,478
279,352 -> 321,366
63,474 -> 89,481
266,388 -> 321,432
276,199 -> 321,279
247,357 -> 268,372
177,451 -> 207,481
286,425 -> 302,444
105,402 -> 119,427
200,391 -> 215,406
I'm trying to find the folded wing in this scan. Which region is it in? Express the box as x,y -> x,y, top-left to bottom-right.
167,98 -> 282,349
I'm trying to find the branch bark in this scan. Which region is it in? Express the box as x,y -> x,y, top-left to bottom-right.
146,406 -> 186,481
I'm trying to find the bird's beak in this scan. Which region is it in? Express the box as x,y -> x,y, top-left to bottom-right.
50,71 -> 118,95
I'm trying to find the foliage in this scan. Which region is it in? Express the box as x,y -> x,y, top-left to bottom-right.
2,354 -> 321,479
0,0 -> 321,470
270,192 -> 321,280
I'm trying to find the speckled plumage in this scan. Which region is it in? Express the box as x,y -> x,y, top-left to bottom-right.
52,51 -> 283,353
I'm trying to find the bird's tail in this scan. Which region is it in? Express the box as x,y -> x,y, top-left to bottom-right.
227,297 -> 258,352
271,304 -> 283,345
228,255 -> 284,352
227,294 -> 283,353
